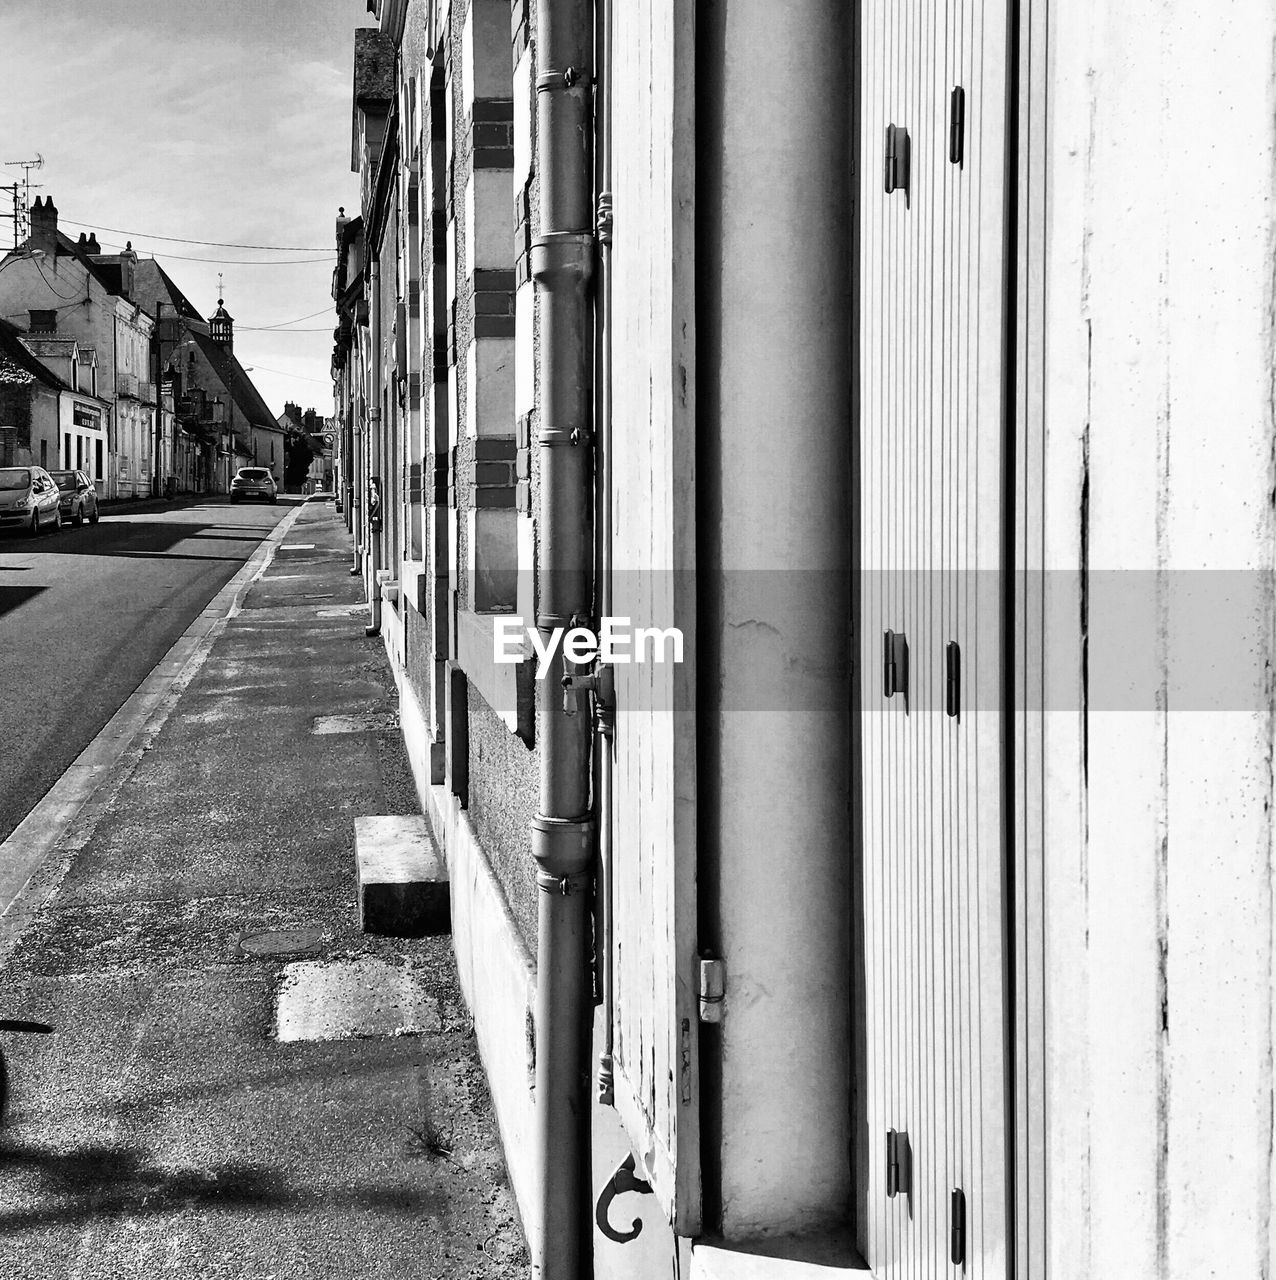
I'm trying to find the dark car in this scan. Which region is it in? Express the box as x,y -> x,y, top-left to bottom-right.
49,469 -> 100,526
230,467 -> 278,504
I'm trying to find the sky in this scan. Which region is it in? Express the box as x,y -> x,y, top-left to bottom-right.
0,0 -> 374,418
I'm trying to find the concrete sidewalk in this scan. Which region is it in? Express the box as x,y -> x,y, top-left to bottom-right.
0,500 -> 526,1278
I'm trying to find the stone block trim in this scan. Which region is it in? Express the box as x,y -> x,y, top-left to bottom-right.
470,268 -> 516,339
432,449 -> 450,504
470,435 -> 517,509
514,184 -> 533,287
467,98 -> 515,171
515,412 -> 533,515
511,0 -> 530,61
407,459 -> 425,507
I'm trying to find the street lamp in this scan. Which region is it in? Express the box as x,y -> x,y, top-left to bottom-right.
0,246 -> 46,274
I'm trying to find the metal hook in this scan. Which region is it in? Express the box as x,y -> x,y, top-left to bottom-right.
595,1152 -> 653,1244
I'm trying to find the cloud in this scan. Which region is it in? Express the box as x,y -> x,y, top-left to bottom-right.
0,1 -> 365,412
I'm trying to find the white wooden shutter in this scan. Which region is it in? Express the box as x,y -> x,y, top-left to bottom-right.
858,0 -> 1013,1273
605,0 -> 700,1235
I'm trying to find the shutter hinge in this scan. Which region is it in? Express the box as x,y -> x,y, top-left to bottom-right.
697,955 -> 725,1023
946,640 -> 961,718
951,1187 -> 967,1264
886,1128 -> 911,1197
884,124 -> 910,195
884,630 -> 909,700
949,86 -> 966,166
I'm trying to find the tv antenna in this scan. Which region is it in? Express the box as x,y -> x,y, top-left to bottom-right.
3,154 -> 44,246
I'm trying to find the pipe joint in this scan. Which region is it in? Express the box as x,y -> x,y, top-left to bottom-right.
531,233 -> 594,288
531,813 -> 594,880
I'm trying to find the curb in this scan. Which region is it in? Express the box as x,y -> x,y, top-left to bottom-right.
0,502 -> 311,952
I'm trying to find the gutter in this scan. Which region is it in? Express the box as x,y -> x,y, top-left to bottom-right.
365,257 -> 383,637
528,0 -> 597,1275
593,0 -> 615,1108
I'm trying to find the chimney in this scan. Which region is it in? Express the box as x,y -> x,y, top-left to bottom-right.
29,195 -> 58,256
335,205 -> 349,244
86,233 -> 101,254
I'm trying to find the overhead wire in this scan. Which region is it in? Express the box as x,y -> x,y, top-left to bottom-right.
32,255 -> 84,302
237,361 -> 331,385
60,217 -> 328,253
94,238 -> 330,265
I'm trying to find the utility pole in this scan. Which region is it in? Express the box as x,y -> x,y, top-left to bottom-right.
3,154 -> 44,246
0,184 -> 19,249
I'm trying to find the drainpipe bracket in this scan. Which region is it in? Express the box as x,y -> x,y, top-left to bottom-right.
531,233 -> 594,287
535,868 -> 591,896
596,192 -> 614,244
538,425 -> 593,447
536,67 -> 594,93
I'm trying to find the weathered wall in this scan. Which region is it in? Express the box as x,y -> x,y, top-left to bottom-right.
1039,4 -> 1276,1276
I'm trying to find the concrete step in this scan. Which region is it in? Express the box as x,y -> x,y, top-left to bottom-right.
355,815 -> 449,936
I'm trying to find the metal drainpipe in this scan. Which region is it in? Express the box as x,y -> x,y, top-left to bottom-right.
366,258 -> 383,637
592,0 -> 615,1109
529,0 -> 596,1275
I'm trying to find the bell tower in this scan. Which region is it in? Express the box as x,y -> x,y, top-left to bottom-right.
209,275 -> 234,350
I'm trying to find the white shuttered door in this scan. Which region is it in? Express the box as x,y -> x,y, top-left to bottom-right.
859,2 -> 1012,1277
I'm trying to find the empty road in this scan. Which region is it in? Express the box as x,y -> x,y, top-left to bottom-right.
0,497 -> 291,846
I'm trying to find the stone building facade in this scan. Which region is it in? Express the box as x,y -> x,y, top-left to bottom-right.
0,199 -> 157,498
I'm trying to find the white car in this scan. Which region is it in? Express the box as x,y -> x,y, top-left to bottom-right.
0,466 -> 63,535
230,467 -> 278,504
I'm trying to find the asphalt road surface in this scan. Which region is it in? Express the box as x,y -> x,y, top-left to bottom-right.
0,496 -> 291,846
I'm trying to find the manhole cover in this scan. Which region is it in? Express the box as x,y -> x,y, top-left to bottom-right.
238,928 -> 325,959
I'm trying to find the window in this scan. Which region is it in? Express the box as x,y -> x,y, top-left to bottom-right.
64,433 -> 71,468
39,440 -> 47,467
95,440 -> 103,481
29,309 -> 55,333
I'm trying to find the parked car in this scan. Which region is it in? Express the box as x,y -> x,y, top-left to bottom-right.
49,469 -> 100,526
230,467 -> 278,504
0,466 -> 62,535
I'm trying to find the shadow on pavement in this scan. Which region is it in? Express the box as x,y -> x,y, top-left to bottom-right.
4,519 -> 271,560
0,585 -> 46,620
0,1139 -> 447,1230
